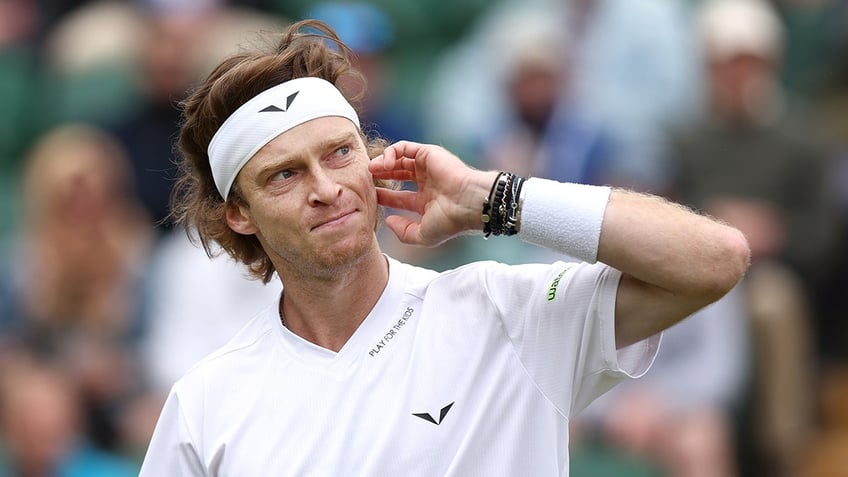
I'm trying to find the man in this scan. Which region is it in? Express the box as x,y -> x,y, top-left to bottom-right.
669,1 -> 835,473
139,20 -> 749,476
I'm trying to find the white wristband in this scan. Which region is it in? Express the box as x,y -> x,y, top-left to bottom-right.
517,178 -> 611,263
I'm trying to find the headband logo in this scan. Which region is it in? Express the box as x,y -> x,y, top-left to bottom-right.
258,91 -> 300,113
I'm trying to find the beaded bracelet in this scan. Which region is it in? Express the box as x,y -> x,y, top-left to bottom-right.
504,174 -> 525,236
482,172 -> 499,237
482,172 -> 525,238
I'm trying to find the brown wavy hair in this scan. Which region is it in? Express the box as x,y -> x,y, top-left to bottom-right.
171,19 -> 390,283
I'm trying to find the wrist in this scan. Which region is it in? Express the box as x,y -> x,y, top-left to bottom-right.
482,172 -> 526,238
463,170 -> 501,232
517,179 -> 611,263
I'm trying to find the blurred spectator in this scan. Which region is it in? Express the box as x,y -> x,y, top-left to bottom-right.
0,351 -> 138,476
672,0 -> 839,287
306,1 -> 422,143
0,123 -> 154,453
667,0 -> 841,474
562,0 -> 701,191
109,3 -> 286,230
109,9 -> 205,230
423,0 -> 701,191
475,6 -> 613,186
421,0 -> 556,163
41,1 -> 149,126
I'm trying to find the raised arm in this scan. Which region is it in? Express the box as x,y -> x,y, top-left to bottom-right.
369,141 -> 750,348
598,189 -> 749,347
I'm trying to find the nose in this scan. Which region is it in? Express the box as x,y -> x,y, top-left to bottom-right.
306,166 -> 342,206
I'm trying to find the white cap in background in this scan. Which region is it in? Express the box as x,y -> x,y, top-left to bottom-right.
697,0 -> 784,60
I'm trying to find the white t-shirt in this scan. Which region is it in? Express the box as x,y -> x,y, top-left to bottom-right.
140,257 -> 660,476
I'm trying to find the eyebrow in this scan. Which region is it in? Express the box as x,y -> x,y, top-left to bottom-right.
254,130 -> 360,179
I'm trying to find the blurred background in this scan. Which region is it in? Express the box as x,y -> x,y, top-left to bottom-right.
0,0 -> 846,475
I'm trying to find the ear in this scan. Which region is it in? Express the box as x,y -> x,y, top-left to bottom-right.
226,201 -> 258,235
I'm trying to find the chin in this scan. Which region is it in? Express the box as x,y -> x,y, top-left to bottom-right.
311,232 -> 376,274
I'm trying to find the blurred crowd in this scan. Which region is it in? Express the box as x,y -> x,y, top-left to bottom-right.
0,0 -> 846,476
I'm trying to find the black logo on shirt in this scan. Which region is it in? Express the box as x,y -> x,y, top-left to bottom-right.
259,91 -> 300,112
369,307 -> 415,358
413,402 -> 454,425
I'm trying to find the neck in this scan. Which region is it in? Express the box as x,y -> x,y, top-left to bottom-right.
278,249 -> 389,352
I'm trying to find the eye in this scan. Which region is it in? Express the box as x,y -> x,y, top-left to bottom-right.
272,169 -> 294,181
334,145 -> 351,157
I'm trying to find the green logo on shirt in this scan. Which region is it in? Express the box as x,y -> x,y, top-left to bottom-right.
547,266 -> 573,302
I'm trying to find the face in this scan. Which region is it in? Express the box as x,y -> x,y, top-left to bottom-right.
1,368 -> 79,469
26,136 -> 128,227
708,53 -> 775,121
226,116 -> 380,280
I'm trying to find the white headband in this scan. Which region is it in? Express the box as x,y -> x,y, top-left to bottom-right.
207,77 -> 360,199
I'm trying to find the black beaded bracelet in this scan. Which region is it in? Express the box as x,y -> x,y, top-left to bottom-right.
482,172 -> 508,238
482,172 -> 525,238
504,174 -> 524,236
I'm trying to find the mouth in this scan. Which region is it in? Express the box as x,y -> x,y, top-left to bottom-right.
311,210 -> 356,231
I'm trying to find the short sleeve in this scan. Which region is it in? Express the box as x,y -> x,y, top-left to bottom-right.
139,388 -> 206,477
483,261 -> 660,417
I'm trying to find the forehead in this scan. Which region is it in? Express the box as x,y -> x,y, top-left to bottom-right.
251,116 -> 361,162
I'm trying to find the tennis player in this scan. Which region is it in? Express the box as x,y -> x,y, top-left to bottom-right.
139,19 -> 750,476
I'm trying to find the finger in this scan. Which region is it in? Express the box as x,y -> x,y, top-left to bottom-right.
369,151 -> 390,173
371,168 -> 416,181
371,140 -> 414,170
384,140 -> 427,161
370,155 -> 417,176
369,144 -> 397,173
384,215 -> 423,246
370,141 -> 428,172
376,188 -> 422,214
